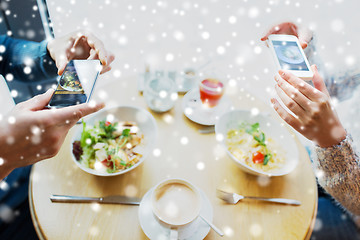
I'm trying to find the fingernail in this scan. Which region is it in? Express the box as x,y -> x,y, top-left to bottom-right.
270,98 -> 275,104
314,64 -> 318,71
274,76 -> 279,82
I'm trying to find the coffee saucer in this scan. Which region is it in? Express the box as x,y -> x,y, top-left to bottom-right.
138,187 -> 213,240
182,88 -> 232,126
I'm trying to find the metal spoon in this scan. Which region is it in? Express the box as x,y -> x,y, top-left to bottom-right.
199,214 -> 224,237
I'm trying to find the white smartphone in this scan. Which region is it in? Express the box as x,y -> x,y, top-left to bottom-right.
47,60 -> 101,108
0,75 -> 15,115
267,34 -> 313,80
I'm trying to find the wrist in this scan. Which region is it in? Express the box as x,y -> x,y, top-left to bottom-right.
0,122 -> 19,178
316,126 -> 347,148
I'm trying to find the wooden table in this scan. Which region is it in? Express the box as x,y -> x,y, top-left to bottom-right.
29,76 -> 317,239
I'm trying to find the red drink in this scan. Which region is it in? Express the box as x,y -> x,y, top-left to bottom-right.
199,79 -> 224,107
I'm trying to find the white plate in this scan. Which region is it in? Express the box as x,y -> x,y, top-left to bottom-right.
71,106 -> 157,177
138,187 -> 213,240
182,88 -> 232,126
215,110 -> 299,177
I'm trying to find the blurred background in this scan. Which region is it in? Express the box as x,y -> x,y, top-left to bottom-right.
0,0 -> 56,103
47,0 -> 360,104
2,0 -> 360,105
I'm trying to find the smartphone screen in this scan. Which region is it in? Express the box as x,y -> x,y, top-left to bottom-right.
48,60 -> 101,108
272,40 -> 309,71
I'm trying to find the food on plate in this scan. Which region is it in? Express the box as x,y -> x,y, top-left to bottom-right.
60,71 -> 83,91
72,120 -> 144,174
226,122 -> 285,172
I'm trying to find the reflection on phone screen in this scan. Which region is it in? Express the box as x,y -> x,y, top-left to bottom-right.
48,60 -> 100,108
272,41 -> 309,71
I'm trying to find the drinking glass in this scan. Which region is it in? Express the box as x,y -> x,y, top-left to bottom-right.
199,78 -> 224,108
144,75 -> 178,112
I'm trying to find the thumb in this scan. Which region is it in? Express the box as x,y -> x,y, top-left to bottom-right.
23,89 -> 55,111
311,65 -> 329,96
50,101 -> 105,125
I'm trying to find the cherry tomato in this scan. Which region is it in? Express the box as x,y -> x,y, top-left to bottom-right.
101,158 -> 114,168
105,121 -> 111,126
252,151 -> 264,164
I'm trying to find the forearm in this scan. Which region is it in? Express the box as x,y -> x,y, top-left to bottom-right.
0,36 -> 58,82
313,134 -> 360,215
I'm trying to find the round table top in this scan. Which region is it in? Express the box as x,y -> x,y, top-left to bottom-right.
29,76 -> 317,240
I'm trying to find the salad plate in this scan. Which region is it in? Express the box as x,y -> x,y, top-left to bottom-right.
138,187 -> 212,240
182,88 -> 232,126
215,109 -> 299,176
70,106 -> 157,176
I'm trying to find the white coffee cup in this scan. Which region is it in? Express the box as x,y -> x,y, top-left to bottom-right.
151,178 -> 202,239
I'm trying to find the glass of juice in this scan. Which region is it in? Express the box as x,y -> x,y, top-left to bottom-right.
199,78 -> 224,107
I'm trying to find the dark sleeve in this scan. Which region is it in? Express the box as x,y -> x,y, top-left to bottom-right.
0,35 -> 58,82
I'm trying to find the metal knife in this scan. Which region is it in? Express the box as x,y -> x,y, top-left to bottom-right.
50,194 -> 141,205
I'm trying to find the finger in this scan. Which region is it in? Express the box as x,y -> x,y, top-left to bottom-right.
49,101 -> 105,125
261,22 -> 297,41
100,65 -> 112,74
290,24 -> 299,37
57,60 -> 68,75
275,76 -> 312,112
299,40 -> 308,49
83,33 -> 108,65
278,70 -> 323,101
22,89 -> 55,111
87,48 -> 98,60
274,84 -> 304,117
99,53 -> 114,74
271,98 -> 302,131
261,24 -> 281,41
311,65 -> 330,96
106,52 -> 115,66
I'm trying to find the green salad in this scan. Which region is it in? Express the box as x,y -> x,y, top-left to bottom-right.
72,120 -> 143,174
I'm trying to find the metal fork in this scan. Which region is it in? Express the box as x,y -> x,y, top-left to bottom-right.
216,189 -> 301,206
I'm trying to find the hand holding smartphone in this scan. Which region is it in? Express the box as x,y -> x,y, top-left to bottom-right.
267,34 -> 313,80
48,60 -> 101,108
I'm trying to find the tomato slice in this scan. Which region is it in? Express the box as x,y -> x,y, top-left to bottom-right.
101,158 -> 114,168
252,151 -> 264,164
105,121 -> 112,126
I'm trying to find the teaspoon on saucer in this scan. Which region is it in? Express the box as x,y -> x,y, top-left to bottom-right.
199,215 -> 224,237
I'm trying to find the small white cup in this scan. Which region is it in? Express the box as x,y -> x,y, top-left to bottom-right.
144,75 -> 178,112
151,178 -> 202,239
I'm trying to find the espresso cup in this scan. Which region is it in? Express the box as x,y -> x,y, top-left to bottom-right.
151,178 -> 202,240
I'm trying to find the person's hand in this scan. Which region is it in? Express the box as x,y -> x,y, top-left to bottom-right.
271,65 -> 347,148
261,22 -> 312,49
0,89 -> 105,179
47,30 -> 115,75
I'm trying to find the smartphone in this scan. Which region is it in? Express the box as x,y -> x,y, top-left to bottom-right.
267,34 -> 313,80
0,75 -> 15,115
47,60 -> 101,108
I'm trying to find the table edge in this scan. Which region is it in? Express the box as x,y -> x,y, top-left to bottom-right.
29,167 -> 47,240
